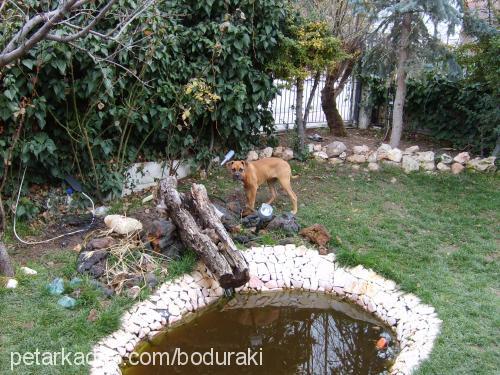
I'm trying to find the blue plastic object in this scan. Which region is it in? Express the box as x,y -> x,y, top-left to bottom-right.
48,278 -> 65,295
57,296 -> 77,309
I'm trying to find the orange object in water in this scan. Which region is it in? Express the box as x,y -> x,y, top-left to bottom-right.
376,337 -> 388,350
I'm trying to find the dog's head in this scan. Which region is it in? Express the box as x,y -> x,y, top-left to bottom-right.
226,160 -> 248,181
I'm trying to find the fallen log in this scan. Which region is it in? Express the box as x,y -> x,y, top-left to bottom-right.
160,177 -> 249,288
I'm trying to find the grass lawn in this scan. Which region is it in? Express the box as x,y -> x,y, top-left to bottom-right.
1,160 -> 498,374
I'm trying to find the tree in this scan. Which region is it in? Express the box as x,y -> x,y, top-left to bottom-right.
270,19 -> 343,151
0,0 -> 155,277
0,0 -> 155,68
358,0 -> 462,147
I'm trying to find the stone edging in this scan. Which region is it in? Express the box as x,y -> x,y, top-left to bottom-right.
90,245 -> 441,375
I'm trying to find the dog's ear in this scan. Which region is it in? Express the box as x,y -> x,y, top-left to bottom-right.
225,161 -> 234,170
242,161 -> 248,168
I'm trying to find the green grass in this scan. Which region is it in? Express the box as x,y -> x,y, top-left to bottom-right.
0,250 -> 196,374
205,161 -> 500,375
1,161 -> 498,374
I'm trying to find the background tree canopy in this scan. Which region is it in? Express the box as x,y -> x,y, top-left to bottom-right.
0,0 -> 292,199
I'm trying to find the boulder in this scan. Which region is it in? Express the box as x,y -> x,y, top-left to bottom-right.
282,148 -> 294,161
272,146 -> 284,158
453,152 -> 470,165
6,278 -> 18,289
436,162 -> 451,172
20,266 -> 37,276
421,161 -> 435,171
451,162 -> 464,175
339,152 -> 347,160
313,144 -> 323,152
313,151 -> 329,161
307,144 -> 315,153
387,148 -> 403,163
259,147 -> 273,159
376,144 -> 392,160
368,162 -> 379,171
267,213 -> 300,234
416,151 -> 435,163
353,145 -> 370,155
402,155 -> 419,173
246,150 -> 259,161
347,154 -> 367,163
325,141 -> 347,157
403,145 -> 419,155
104,215 -> 143,235
466,156 -> 496,172
367,152 -> 377,163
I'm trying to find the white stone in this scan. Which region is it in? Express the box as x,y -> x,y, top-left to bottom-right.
272,146 -> 284,158
451,162 -> 464,174
325,141 -> 347,157
421,161 -> 435,171
404,145 -> 419,154
467,156 -> 496,172
353,145 -> 370,155
313,151 -> 329,161
347,154 -> 367,163
104,215 -> 143,235
246,150 -> 258,161
376,143 -> 392,160
20,266 -> 37,275
282,148 -> 294,161
402,155 -> 419,173
453,152 -> 470,164
5,278 -> 18,289
259,147 -> 273,159
387,148 -> 403,162
368,162 -> 379,171
436,162 -> 450,172
416,151 -> 435,163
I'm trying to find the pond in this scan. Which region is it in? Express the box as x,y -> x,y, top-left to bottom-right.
123,291 -> 397,375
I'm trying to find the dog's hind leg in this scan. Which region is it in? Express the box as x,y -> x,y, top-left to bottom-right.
266,179 -> 277,205
279,176 -> 298,214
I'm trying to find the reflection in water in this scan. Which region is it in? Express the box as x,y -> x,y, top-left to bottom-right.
124,292 -> 395,375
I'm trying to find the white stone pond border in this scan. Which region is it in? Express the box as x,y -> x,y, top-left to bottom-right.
90,245 -> 441,375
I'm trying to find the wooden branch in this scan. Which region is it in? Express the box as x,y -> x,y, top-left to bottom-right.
190,184 -> 249,285
160,177 -> 248,288
0,242 -> 14,277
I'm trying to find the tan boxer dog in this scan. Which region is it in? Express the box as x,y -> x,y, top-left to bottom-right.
226,157 -> 298,217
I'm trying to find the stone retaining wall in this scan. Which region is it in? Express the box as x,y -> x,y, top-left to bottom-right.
90,245 -> 442,375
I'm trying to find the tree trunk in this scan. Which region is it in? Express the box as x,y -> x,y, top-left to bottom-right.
295,78 -> 305,151
303,71 -> 321,126
159,177 -> 249,289
0,242 -> 14,277
390,13 -> 412,148
358,83 -> 372,130
321,73 -> 347,137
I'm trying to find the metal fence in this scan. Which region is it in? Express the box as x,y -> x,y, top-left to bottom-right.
271,75 -> 359,131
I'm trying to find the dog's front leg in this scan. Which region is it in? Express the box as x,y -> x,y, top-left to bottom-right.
242,184 -> 257,217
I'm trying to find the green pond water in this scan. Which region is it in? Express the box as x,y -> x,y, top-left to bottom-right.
123,291 -> 396,375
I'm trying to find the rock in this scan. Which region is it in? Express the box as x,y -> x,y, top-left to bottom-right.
89,280 -> 114,297
376,144 -> 392,160
313,144 -> 323,152
307,133 -> 323,142
145,273 -> 159,289
246,150 -> 259,161
353,145 -> 370,155
48,278 -> 65,295
387,148 -> 403,163
421,161 -> 435,171
307,143 -> 315,153
313,151 -> 329,161
328,158 -> 344,166
299,224 -> 331,248
467,156 -> 496,172
453,152 -> 470,164
347,154 -> 367,163
20,266 -> 37,276
104,215 -> 143,235
436,162 -> 451,171
439,153 -> 453,164
367,152 -> 377,163
368,162 -> 379,171
241,214 -> 260,228
87,309 -> 99,322
77,249 -> 109,278
258,147 -> 273,159
6,278 -> 18,289
69,277 -> 83,288
86,237 -> 115,251
404,145 -> 419,154
57,296 -> 77,309
272,146 -> 284,158
402,155 -> 419,173
267,213 -> 300,234
451,162 -> 465,175
126,286 -> 141,299
146,219 -> 185,259
339,152 -> 347,160
416,151 -> 435,163
325,141 -> 347,157
282,148 -> 294,161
